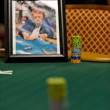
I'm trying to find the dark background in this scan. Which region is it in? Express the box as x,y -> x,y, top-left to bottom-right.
0,1 -> 4,24
0,0 -> 108,24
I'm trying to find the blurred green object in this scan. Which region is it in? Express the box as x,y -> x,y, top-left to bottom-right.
47,77 -> 68,110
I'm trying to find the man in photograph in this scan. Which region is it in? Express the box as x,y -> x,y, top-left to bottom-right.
19,9 -> 54,40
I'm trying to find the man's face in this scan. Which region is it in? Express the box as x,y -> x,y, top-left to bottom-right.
33,13 -> 43,25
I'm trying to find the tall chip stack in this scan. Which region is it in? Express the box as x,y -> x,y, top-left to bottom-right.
71,36 -> 82,63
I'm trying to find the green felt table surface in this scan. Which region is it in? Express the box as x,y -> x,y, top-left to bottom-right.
0,58 -> 110,110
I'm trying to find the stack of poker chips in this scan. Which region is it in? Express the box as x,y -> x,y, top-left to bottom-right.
71,36 -> 82,63
47,77 -> 68,110
38,34 -> 46,40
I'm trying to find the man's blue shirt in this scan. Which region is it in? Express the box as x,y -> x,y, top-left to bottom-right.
19,19 -> 54,38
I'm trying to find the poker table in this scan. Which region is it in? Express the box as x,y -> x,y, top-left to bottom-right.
0,57 -> 110,110
16,36 -> 57,54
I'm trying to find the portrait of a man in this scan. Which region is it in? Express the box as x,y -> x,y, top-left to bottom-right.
19,9 -> 54,40
13,0 -> 60,55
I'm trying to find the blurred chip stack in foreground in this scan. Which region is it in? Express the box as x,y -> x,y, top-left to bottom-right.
47,77 -> 68,110
71,36 -> 82,63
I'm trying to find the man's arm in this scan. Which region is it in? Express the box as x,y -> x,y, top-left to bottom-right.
44,28 -> 54,39
19,20 -> 34,36
41,20 -> 54,39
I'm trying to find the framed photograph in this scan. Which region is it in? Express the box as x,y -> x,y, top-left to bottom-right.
5,0 -> 68,62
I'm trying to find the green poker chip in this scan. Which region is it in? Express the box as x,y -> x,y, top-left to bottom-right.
72,36 -> 82,47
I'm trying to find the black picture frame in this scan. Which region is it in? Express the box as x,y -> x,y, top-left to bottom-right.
5,0 -> 68,62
